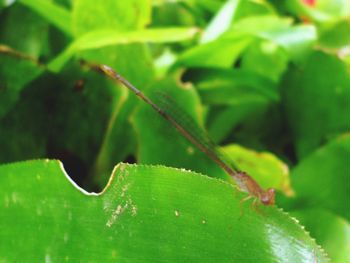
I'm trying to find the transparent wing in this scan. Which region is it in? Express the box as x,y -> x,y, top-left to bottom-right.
153,91 -> 241,178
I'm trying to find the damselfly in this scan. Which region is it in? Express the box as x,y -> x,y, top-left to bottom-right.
88,63 -> 275,207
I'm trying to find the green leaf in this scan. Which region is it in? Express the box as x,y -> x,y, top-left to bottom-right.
241,40 -> 289,82
72,0 -> 151,36
48,27 -> 198,72
259,25 -> 316,62
191,68 -> 279,105
233,0 -> 276,19
151,1 -> 197,28
0,0 -> 15,10
154,48 -> 177,77
0,74 -> 51,164
281,51 -> 350,158
0,54 -> 43,119
292,209 -> 350,263
194,0 -> 223,13
206,103 -> 269,143
177,36 -> 252,68
226,15 -> 292,36
184,68 -> 279,143
19,0 -> 72,36
226,16 -> 316,61
200,0 -> 241,43
291,134 -> 350,221
319,19 -> 350,49
0,160 -> 328,262
177,15 -> 312,69
0,4 -> 49,57
0,4 -> 48,118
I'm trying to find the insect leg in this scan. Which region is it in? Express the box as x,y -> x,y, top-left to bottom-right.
239,195 -> 253,218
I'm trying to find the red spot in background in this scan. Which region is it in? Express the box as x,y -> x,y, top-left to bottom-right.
302,0 -> 316,7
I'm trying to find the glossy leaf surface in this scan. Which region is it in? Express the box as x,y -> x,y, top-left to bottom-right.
0,160 -> 327,262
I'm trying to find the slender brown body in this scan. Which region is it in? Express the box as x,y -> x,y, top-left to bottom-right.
88,63 -> 275,206
234,172 -> 275,205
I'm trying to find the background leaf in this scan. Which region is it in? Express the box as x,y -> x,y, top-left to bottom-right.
72,0 -> 151,36
49,27 -> 198,72
19,0 -> 72,35
0,53 -> 43,119
281,51 -> 350,159
290,134 -> 350,221
200,0 -> 240,43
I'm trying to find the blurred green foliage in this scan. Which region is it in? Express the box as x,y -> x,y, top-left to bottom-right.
1,0 -> 350,261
